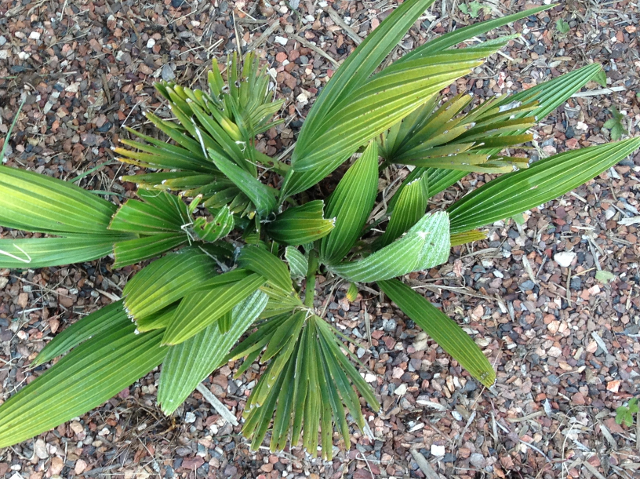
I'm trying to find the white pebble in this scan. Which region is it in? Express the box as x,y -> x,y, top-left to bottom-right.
554,251 -> 576,268
394,384 -> 408,396
431,444 -> 446,456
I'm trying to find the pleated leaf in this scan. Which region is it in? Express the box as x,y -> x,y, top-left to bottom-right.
34,300 -> 130,366
109,189 -> 191,234
240,315 -> 379,460
376,172 -> 429,248
0,165 -> 117,234
448,139 -> 640,234
209,150 -> 277,218
378,279 -> 495,387
158,290 -> 268,414
491,63 -> 604,121
293,53 -> 489,173
238,246 -> 292,292
260,285 -> 305,318
163,273 -> 266,345
283,54 -> 494,196
135,304 -> 179,333
0,325 -> 166,448
320,142 -> 379,264
285,246 -> 308,279
0,234 -> 131,269
390,63 -> 608,203
266,201 -> 335,246
450,230 -> 487,246
193,206 -> 235,242
120,171 -> 219,192
398,5 -> 551,63
298,0 -> 438,145
329,211 -> 450,282
114,138 -> 214,173
123,248 -> 219,320
113,233 -> 188,268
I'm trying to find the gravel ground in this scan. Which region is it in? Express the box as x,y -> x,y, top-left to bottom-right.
1,0 -> 640,478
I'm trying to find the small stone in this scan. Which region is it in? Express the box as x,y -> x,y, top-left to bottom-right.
571,392 -> 585,405
275,51 -> 287,63
176,447 -> 192,456
75,459 -> 87,474
29,31 -> 41,40
34,439 -> 48,459
69,421 -> 84,435
470,453 -> 487,468
182,457 -> 204,470
146,38 -> 156,49
185,412 -> 196,423
412,332 -> 428,351
470,305 -> 484,320
382,318 -> 396,332
606,380 -> 621,393
161,64 -> 175,81
258,0 -> 275,16
0,36 -> 6,46
50,456 -> 64,475
431,444 -> 446,456
274,36 -> 288,46
458,447 -> 471,459
533,43 -> 546,54
296,92 -> 309,106
554,251 -> 576,268
547,346 -> 562,358
17,292 -> 28,308
520,280 -> 535,291
394,383 -> 407,396
604,417 -> 624,434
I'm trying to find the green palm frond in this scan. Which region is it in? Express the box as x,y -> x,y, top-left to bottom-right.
229,314 -> 379,460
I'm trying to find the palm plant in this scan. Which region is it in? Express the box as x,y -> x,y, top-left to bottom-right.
0,0 -> 638,458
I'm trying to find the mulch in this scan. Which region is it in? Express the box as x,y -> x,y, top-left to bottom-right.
1,0 -> 639,478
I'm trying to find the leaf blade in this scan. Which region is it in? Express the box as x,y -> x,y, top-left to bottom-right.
329,211 -> 450,282
163,273 -> 266,345
378,279 -> 495,387
321,142 -> 379,264
0,325 -> 166,448
0,165 -> 117,234
448,139 -> 640,233
158,290 -> 268,413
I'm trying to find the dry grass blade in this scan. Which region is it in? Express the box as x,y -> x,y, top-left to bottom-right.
195,383 -> 238,426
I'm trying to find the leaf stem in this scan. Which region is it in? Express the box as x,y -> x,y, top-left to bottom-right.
257,156 -> 291,175
304,250 -> 318,307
